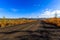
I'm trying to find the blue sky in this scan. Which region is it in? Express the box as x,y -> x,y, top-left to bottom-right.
0,0 -> 60,18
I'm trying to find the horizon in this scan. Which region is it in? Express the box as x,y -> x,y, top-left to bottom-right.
0,0 -> 60,18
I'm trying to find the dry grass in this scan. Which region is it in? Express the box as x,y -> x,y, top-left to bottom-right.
43,18 -> 60,27
0,19 -> 37,28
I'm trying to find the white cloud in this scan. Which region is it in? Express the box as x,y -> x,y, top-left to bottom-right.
39,10 -> 60,18
11,8 -> 18,12
0,8 -> 18,12
0,8 -> 4,12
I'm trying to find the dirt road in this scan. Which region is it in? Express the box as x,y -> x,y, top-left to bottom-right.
0,20 -> 59,40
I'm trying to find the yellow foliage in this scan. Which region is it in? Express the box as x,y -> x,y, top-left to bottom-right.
0,19 -> 36,28
43,18 -> 60,27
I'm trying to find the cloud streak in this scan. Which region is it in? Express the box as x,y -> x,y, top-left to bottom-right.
11,8 -> 18,12
39,9 -> 60,18
0,8 -> 60,18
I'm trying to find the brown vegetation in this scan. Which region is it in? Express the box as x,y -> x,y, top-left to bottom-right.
43,18 -> 60,27
0,19 -> 37,28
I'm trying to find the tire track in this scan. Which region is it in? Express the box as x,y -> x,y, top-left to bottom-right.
0,22 -> 35,32
21,21 -> 40,31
